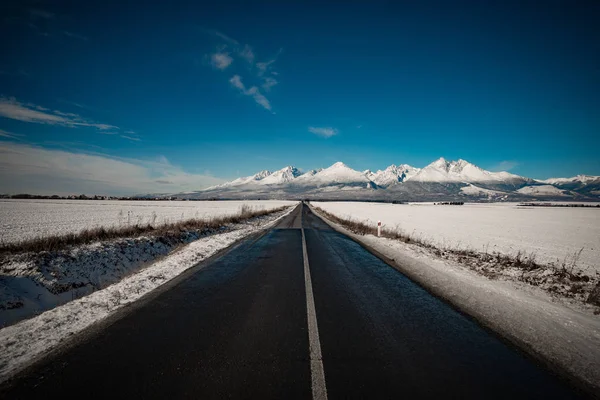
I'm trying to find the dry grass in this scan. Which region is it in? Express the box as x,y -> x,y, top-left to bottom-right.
0,205 -> 288,256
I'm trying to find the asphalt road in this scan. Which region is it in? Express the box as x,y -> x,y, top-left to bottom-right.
1,204 -> 587,399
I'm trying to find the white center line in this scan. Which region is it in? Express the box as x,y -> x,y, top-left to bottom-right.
301,210 -> 328,400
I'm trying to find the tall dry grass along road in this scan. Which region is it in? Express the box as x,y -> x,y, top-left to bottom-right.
1,204 -> 588,399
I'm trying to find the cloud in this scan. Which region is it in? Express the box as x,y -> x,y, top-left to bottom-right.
0,97 -> 118,131
245,87 -> 271,110
63,31 -> 88,41
491,160 -> 519,172
0,142 -> 224,196
29,9 -> 55,19
239,45 -> 255,64
229,74 -> 244,90
256,59 -> 276,76
205,31 -> 280,110
262,77 -> 278,91
256,48 -> 282,76
0,129 -> 24,139
120,135 -> 141,142
207,29 -> 239,45
210,52 -> 233,70
309,127 -> 339,138
229,75 -> 271,111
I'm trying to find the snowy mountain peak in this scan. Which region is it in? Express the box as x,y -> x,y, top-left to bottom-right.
432,157 -> 448,168
253,170 -> 272,180
408,158 -> 525,184
197,157 -> 599,199
366,163 -> 421,187
329,161 -> 349,169
259,166 -> 301,185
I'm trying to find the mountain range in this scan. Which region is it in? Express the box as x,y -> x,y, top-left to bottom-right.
180,158 -> 600,201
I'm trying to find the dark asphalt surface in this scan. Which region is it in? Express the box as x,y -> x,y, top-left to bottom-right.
1,204 -> 587,399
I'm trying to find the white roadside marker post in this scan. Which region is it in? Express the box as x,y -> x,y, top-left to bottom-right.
377,220 -> 381,237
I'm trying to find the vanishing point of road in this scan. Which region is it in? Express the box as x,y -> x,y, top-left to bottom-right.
1,204 -> 588,399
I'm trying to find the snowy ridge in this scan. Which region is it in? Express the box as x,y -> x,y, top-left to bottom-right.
294,162 -> 375,188
368,164 -> 421,187
190,158 -> 599,200
258,166 -> 301,185
406,158 -> 524,183
540,175 -> 600,185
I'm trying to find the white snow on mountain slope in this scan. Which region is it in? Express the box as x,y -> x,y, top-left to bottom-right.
197,158 -> 599,200
206,170 -> 272,190
407,158 -> 525,183
370,164 -> 421,187
517,185 -> 569,196
460,184 -> 508,197
294,162 -> 374,187
258,166 -> 301,185
540,175 -> 600,185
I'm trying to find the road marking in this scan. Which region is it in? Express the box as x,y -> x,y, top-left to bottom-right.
301,225 -> 328,400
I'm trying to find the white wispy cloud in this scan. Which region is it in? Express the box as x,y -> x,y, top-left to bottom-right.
256,59 -> 276,76
262,76 -> 278,91
0,97 -> 118,131
63,31 -> 88,41
29,8 -> 55,19
204,30 -> 281,111
229,75 -> 271,111
209,30 -> 239,45
309,127 -> 338,138
491,160 -> 520,172
245,87 -> 271,110
239,45 -> 255,64
0,129 -> 24,139
120,135 -> 141,142
0,142 -> 224,195
210,52 -> 233,70
229,74 -> 245,90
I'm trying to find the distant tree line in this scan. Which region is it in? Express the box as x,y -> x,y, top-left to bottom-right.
518,203 -> 600,208
0,194 -> 183,201
434,202 -> 465,205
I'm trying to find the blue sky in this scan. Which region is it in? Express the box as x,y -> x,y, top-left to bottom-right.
1,0 -> 599,194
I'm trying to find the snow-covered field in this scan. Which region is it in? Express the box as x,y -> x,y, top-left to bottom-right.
313,202 -> 600,273
0,199 -> 295,244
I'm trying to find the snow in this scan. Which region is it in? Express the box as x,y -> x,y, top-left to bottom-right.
541,175 -> 600,185
406,158 -> 525,183
313,201 -> 600,274
368,164 -> 420,187
294,162 -> 372,186
517,185 -> 569,196
205,170 -> 273,189
310,207 -> 600,392
258,166 -> 301,185
460,183 -> 508,196
0,199 -> 295,244
0,205 -> 296,382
